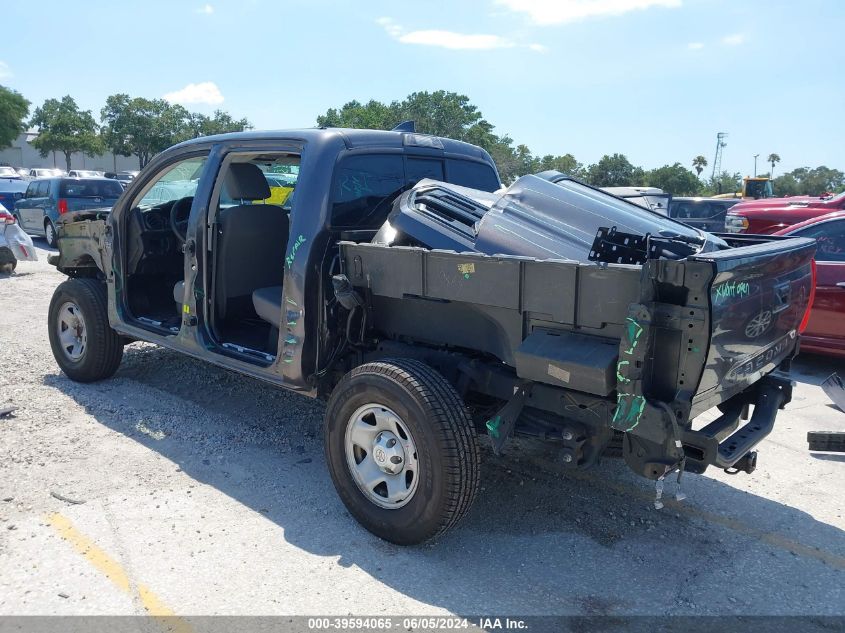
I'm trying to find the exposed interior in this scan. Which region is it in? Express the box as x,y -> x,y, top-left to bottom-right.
124,151 -> 299,360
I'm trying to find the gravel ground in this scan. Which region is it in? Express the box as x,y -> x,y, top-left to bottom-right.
0,241 -> 843,617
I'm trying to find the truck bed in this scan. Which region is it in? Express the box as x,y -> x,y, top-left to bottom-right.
339,231 -> 815,477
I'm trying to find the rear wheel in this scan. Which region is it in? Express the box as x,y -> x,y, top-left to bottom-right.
324,359 -> 480,545
44,219 -> 57,248
48,278 -> 123,382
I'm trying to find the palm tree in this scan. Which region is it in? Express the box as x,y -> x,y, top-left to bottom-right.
767,153 -> 781,179
692,155 -> 708,177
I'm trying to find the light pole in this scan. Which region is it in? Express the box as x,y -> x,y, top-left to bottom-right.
753,154 -> 759,177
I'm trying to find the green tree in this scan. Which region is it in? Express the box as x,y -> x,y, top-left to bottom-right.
100,94 -> 190,168
184,109 -> 251,139
646,163 -> 702,195
0,85 -> 29,150
692,155 -> 708,177
767,153 -> 781,179
29,96 -> 103,171
317,99 -> 399,130
536,153 -> 583,178
773,166 -> 845,196
585,154 -> 644,187
704,171 -> 743,196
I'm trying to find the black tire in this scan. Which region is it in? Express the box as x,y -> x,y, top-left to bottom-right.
0,247 -> 15,273
324,359 -> 480,545
44,219 -> 57,248
48,278 -> 123,382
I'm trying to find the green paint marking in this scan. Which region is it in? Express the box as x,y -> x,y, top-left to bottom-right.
612,393 -> 647,431
285,234 -> 306,268
616,360 -> 631,384
713,280 -> 751,302
486,416 -> 502,439
285,296 -> 298,307
463,273 -> 471,279
622,317 -> 644,356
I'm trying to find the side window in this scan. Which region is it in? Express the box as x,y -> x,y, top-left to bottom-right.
407,157 -> 444,183
37,181 -> 50,197
331,154 -> 404,229
25,182 -> 36,198
794,220 -> 845,262
446,159 -> 500,192
134,156 -> 208,207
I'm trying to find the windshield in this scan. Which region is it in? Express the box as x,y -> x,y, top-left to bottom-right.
745,179 -> 773,199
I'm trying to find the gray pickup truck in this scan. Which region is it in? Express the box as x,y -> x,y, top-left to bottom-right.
47,127 -> 816,544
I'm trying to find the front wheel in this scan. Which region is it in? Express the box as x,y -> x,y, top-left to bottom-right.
324,359 -> 480,545
48,278 -> 123,382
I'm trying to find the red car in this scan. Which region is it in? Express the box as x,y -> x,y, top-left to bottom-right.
725,191 -> 845,234
774,211 -> 845,357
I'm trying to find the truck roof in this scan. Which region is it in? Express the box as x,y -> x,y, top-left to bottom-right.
170,127 -> 494,162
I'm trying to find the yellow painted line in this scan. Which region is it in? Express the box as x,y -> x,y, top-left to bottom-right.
48,513 -> 194,633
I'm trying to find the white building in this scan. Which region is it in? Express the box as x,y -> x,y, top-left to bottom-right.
0,132 -> 140,172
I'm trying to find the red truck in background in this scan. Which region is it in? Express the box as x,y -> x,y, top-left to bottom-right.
725,191 -> 845,234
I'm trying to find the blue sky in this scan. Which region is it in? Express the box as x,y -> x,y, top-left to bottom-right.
1,0 -> 842,176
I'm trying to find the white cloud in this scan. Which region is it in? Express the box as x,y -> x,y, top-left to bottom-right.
721,33 -> 746,46
528,43 -> 549,52
196,3 -> 214,14
0,61 -> 12,80
687,41 -> 704,50
163,81 -> 224,105
377,17 -> 544,51
399,30 -> 515,50
495,0 -> 681,25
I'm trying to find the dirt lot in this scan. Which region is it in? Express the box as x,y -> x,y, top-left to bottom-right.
1,241 -> 843,617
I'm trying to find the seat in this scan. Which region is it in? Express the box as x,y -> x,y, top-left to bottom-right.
252,285 -> 283,325
214,163 -> 289,321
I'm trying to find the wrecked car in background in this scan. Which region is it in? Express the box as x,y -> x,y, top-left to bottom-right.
46,127 -> 815,545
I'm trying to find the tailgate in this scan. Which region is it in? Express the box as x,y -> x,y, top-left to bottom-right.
690,235 -> 816,410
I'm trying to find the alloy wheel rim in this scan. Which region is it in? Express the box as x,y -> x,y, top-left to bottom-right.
344,404 -> 419,509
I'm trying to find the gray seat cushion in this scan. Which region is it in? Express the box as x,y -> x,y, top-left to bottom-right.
252,285 -> 283,325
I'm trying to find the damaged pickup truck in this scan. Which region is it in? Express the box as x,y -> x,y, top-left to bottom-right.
47,127 -> 816,544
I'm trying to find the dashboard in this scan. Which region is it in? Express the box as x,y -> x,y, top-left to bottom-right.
126,202 -> 182,275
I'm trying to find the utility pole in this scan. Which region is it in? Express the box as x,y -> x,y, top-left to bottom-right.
712,132 -> 728,181
753,154 -> 759,177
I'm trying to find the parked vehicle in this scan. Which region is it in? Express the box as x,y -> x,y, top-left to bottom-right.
0,166 -> 21,179
0,204 -> 37,272
15,168 -> 30,179
0,179 -> 29,212
773,211 -> 845,357
14,177 -> 123,247
668,197 -> 742,233
68,170 -> 104,178
712,176 -> 774,200
601,186 -> 671,214
115,171 -> 138,185
28,168 -> 64,178
725,191 -> 845,234
47,128 -> 815,545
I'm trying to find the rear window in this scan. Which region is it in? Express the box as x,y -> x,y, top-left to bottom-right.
446,159 -> 500,191
60,179 -> 123,198
330,153 -> 500,229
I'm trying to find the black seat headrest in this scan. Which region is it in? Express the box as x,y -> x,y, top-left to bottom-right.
224,163 -> 271,200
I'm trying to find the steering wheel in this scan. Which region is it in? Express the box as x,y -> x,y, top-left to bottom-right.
169,196 -> 194,243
